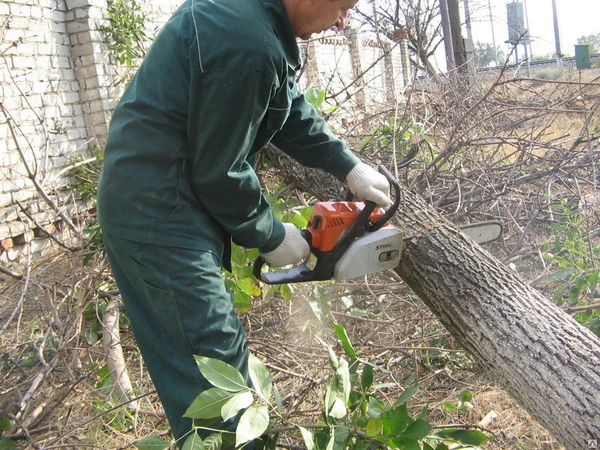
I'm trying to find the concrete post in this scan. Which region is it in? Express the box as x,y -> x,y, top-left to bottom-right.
64,0 -> 116,148
347,28 -> 365,110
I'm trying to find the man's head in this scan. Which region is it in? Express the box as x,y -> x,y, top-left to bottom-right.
282,0 -> 359,40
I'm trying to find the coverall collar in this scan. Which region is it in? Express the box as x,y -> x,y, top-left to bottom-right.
260,0 -> 302,70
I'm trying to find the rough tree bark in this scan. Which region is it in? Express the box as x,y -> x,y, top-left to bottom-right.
269,152 -> 600,450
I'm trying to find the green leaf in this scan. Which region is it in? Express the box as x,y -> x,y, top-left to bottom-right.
327,396 -> 347,419
457,391 -> 474,412
134,436 -> 170,450
182,433 -> 203,450
222,391 -> 254,422
274,384 -> 283,412
402,419 -> 432,440
202,433 -> 223,450
332,425 -> 351,450
308,285 -> 331,321
233,290 -> 253,312
326,344 -> 339,370
235,405 -> 270,447
237,278 -> 261,297
279,283 -> 294,300
361,364 -> 374,391
390,436 -> 420,450
194,356 -> 249,392
305,88 -> 327,109
384,404 -> 411,435
0,417 -> 10,432
334,324 -> 357,360
435,428 -> 492,445
366,417 -> 383,437
367,396 -> 382,419
441,402 -> 457,412
535,268 -> 577,285
394,383 -> 419,406
337,359 -> 351,403
325,427 -> 335,450
248,353 -> 273,402
0,436 -> 17,450
298,426 -> 315,450
184,387 -> 236,419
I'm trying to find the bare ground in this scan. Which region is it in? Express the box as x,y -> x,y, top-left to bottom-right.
0,247 -> 561,450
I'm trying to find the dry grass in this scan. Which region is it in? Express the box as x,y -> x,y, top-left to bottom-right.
0,250 -> 564,449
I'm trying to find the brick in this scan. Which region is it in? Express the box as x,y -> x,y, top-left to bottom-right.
33,223 -> 56,237
5,246 -> 23,263
0,223 -> 11,239
74,7 -> 89,19
66,20 -> 90,34
10,4 -> 31,17
53,56 -> 72,69
12,231 -> 34,245
0,238 -> 14,251
11,55 -> 36,68
65,0 -> 91,8
0,193 -> 13,208
8,221 -> 27,236
70,42 -> 94,58
11,189 -> 36,204
8,16 -> 30,29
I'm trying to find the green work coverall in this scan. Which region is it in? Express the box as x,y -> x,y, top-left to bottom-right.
97,0 -> 361,444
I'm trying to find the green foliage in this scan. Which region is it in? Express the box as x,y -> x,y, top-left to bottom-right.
304,88 -> 339,115
135,436 -> 170,449
577,32 -> 600,53
100,0 -> 149,68
0,415 -> 16,450
68,149 -> 105,264
536,200 -> 600,335
442,391 -> 474,413
225,196 -> 311,310
138,328 -> 492,450
472,42 -> 505,68
358,118 -> 428,161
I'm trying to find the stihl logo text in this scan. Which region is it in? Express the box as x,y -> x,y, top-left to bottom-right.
376,243 -> 393,250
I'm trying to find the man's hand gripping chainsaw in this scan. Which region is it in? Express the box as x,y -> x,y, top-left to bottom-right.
254,165 -> 403,284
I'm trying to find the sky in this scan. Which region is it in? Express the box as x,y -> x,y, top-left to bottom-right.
466,0 -> 600,58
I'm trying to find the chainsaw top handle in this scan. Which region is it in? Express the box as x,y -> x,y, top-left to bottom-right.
253,164 -> 401,284
369,164 -> 400,231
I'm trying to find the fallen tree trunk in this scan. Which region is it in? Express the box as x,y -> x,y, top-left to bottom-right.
269,152 -> 600,449
393,186 -> 600,450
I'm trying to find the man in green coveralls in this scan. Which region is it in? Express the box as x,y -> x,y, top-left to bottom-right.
97,0 -> 391,446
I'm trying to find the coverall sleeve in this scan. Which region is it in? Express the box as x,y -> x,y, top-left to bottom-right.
187,68 -> 284,252
270,81 -> 361,180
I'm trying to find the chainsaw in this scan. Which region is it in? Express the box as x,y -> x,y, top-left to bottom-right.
253,165 -> 502,284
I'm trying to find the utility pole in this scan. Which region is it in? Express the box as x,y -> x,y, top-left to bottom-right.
447,0 -> 467,69
487,0 -> 498,65
463,0 -> 473,42
551,0 -> 562,68
439,0 -> 455,71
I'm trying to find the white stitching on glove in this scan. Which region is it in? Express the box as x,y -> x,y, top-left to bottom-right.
261,223 -> 310,267
346,163 -> 392,208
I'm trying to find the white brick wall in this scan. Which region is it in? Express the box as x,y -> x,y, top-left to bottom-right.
0,0 -> 410,265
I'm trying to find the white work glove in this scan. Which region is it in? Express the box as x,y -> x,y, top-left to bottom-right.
346,163 -> 392,208
261,223 -> 310,267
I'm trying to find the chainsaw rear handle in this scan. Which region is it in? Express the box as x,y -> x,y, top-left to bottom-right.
253,165 -> 400,284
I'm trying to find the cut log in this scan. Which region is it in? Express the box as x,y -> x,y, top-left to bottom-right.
393,185 -> 600,450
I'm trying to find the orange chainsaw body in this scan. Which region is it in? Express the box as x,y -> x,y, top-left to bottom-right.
306,202 -> 386,252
